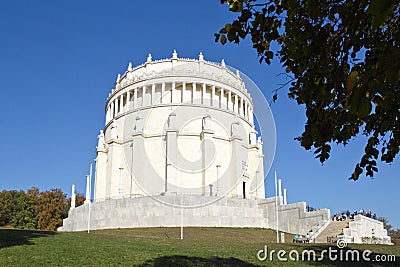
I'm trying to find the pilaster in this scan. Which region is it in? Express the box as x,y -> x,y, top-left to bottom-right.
165,128 -> 178,193
201,128 -> 215,196
94,146 -> 107,201
106,138 -> 123,198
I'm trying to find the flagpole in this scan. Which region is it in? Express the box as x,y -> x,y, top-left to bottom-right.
88,164 -> 92,233
274,171 -> 279,243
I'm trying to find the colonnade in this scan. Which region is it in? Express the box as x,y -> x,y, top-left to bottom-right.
105,82 -> 254,125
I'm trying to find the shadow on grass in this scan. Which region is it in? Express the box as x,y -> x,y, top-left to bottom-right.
292,245 -> 400,266
139,255 -> 260,267
0,228 -> 56,249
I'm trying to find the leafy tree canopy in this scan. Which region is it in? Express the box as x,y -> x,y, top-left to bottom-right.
216,0 -> 400,180
0,187 -> 84,231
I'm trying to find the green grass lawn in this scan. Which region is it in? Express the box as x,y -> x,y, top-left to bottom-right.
0,227 -> 399,266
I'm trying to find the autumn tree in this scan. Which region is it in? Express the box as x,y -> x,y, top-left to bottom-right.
0,190 -> 14,226
36,188 -> 69,231
9,190 -> 37,229
0,189 -> 37,229
216,0 -> 400,180
391,229 -> 400,244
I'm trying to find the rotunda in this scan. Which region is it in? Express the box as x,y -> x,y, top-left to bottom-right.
94,50 -> 265,202
59,51 -> 334,236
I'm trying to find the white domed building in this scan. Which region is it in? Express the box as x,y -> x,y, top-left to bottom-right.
59,51 -> 332,234
94,50 -> 265,201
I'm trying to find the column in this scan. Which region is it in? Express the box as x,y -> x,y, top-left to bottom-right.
172,82 -> 176,103
114,99 -> 118,117
126,91 -> 130,112
151,84 -> 155,105
110,104 -> 113,119
142,86 -> 146,107
244,101 -> 248,119
202,83 -> 206,105
133,88 -> 138,109
120,94 -> 124,114
212,85 -> 216,106
220,88 -> 225,109
161,83 -> 165,104
234,94 -> 238,114
240,97 -> 244,116
70,184 -> 76,210
283,188 -> 287,205
278,179 -> 282,205
182,82 -> 186,103
228,91 -> 232,111
192,82 -> 196,104
84,175 -> 90,204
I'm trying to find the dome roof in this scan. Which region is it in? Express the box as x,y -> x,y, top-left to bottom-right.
107,51 -> 251,102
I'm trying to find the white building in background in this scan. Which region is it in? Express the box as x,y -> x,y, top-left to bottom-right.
94,50 -> 264,201
58,52 -> 391,245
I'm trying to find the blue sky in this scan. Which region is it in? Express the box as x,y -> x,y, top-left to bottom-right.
0,1 -> 398,229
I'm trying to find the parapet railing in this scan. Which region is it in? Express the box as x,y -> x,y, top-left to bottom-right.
93,193 -> 258,203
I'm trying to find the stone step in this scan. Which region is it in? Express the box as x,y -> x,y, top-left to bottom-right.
315,220 -> 349,243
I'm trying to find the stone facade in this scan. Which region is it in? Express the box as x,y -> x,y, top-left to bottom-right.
341,215 -> 392,244
59,51 -> 331,235
58,195 -> 330,234
94,51 -> 264,201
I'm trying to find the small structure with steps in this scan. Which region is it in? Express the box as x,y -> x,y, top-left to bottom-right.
311,215 -> 391,245
314,220 -> 348,243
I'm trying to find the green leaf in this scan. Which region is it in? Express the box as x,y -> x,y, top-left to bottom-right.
347,87 -> 372,118
357,97 -> 372,118
345,71 -> 358,92
367,0 -> 396,28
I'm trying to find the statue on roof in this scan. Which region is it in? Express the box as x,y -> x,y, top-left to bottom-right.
172,49 -> 178,59
97,130 -> 105,149
199,52 -> 204,61
111,120 -> 118,140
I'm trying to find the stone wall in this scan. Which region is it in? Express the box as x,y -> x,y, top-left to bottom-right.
342,215 -> 392,244
58,195 -> 330,235
259,197 -> 330,235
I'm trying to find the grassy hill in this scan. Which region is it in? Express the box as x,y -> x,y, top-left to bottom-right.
0,227 -> 399,266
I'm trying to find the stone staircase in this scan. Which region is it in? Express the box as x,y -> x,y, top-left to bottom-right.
314,220 -> 349,243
